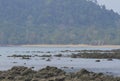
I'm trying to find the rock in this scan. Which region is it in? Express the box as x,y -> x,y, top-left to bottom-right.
78,69 -> 90,74
13,62 -> 17,63
21,68 -> 35,76
7,75 -> 14,80
0,73 -> 6,79
61,66 -> 69,69
41,58 -> 46,60
71,54 -> 77,58
35,66 -> 65,78
22,57 -> 31,59
95,60 -> 100,62
0,66 -> 120,81
71,67 -> 74,69
54,54 -> 62,57
8,66 -> 28,75
40,55 -> 52,57
107,58 -> 113,61
46,58 -> 51,61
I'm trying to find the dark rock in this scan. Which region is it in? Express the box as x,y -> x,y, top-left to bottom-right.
21,68 -> 35,76
35,66 -> 65,78
40,55 -> 52,57
7,66 -> 34,77
107,58 -> 113,61
41,58 -> 46,60
7,75 -> 14,80
0,73 -> 6,79
61,66 -> 69,69
78,69 -> 90,74
95,60 -> 100,62
0,66 -> 120,81
71,54 -> 78,58
13,62 -> 17,63
54,54 -> 62,57
46,58 -> 51,61
22,57 -> 31,59
24,78 -> 32,81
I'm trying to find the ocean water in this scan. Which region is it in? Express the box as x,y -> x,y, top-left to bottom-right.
0,46 -> 120,76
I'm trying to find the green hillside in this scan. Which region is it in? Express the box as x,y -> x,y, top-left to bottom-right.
0,0 -> 120,45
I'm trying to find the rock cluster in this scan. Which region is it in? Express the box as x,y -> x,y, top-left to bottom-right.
0,66 -> 120,81
70,49 -> 120,59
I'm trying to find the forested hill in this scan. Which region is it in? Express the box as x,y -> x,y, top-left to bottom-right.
0,0 -> 120,45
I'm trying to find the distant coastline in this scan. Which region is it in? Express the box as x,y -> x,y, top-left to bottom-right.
17,44 -> 120,48
1,44 -> 120,48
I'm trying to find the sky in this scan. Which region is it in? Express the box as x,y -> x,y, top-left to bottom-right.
97,0 -> 120,14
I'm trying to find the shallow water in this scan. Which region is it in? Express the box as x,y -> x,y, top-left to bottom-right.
0,46 -> 120,76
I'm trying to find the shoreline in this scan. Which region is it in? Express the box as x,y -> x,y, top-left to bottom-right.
19,44 -> 120,48
0,44 -> 120,49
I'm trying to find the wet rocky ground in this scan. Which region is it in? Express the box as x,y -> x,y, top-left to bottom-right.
8,49 -> 120,60
0,66 -> 120,81
68,49 -> 120,59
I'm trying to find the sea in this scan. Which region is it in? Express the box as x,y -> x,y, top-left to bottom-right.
0,46 -> 120,76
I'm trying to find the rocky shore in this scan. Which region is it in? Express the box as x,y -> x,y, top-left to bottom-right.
65,49 -> 120,59
8,49 -> 120,59
0,66 -> 120,81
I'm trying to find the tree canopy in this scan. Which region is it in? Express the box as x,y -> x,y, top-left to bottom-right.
0,0 -> 120,45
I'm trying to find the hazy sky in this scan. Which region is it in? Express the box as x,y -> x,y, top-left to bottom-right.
97,0 -> 120,14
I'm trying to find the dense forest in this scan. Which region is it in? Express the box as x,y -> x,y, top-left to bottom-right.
0,0 -> 120,45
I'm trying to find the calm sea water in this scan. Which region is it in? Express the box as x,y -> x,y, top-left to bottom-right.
0,46 -> 120,76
